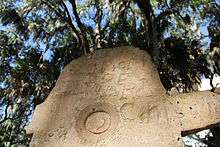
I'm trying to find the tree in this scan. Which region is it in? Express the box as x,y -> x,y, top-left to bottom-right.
0,0 -> 219,146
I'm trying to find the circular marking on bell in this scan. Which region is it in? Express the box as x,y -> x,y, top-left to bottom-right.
120,103 -> 139,120
75,103 -> 119,144
85,111 -> 111,134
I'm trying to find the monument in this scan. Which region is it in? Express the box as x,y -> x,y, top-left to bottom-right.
26,46 -> 220,147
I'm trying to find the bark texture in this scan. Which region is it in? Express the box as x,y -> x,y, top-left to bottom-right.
26,46 -> 220,147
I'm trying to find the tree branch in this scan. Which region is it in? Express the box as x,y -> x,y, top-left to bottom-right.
135,0 -> 160,62
155,9 -> 174,23
41,0 -> 82,54
59,0 -> 81,43
94,0 -> 103,49
117,0 -> 131,18
69,0 -> 90,55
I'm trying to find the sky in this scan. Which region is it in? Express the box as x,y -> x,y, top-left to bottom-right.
200,74 -> 220,91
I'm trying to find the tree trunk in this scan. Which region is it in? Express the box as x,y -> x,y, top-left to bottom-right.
94,0 -> 102,49
135,0 -> 160,62
69,0 -> 90,55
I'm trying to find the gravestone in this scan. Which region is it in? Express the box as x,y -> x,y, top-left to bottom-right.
26,46 -> 220,147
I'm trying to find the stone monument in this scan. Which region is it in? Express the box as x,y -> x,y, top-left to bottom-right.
26,46 -> 220,147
